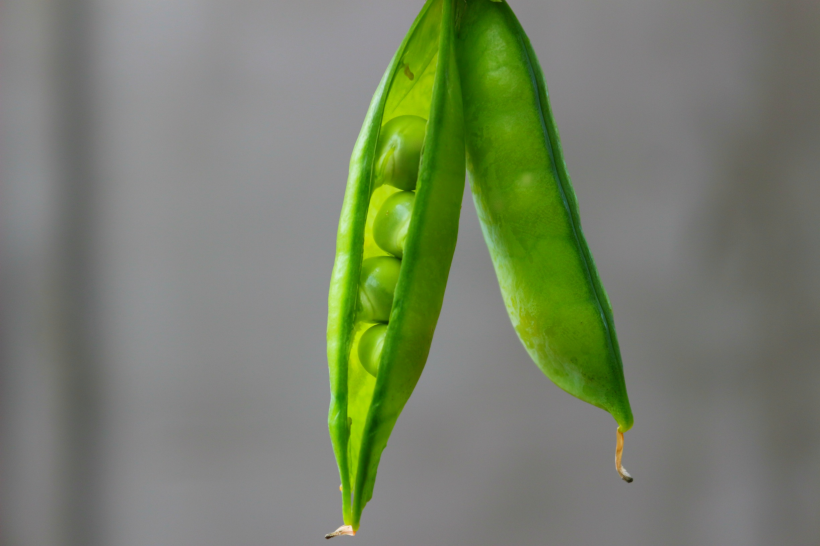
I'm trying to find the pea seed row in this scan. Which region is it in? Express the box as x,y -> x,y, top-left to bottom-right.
355,115 -> 427,377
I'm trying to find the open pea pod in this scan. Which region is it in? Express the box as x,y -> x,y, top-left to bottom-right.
456,0 -> 634,479
326,0 -> 464,536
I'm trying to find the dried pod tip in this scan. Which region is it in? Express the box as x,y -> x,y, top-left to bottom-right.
615,428 -> 633,483
325,525 -> 356,539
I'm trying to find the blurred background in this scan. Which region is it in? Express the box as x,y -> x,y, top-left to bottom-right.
2,0 -> 819,544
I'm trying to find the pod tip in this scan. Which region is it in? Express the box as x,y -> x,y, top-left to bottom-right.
615,428 -> 633,483
325,525 -> 355,539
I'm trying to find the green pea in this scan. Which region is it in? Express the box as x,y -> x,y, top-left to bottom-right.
358,324 -> 388,377
373,115 -> 427,191
373,191 -> 415,258
357,257 -> 402,323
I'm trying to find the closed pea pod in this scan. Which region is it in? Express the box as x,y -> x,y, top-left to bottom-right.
456,0 -> 634,479
326,0 -> 464,537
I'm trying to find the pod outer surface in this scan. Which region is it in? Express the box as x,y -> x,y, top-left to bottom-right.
456,0 -> 632,431
327,0 -> 464,531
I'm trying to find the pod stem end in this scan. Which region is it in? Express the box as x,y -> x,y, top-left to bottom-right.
325,525 -> 356,539
615,428 -> 633,483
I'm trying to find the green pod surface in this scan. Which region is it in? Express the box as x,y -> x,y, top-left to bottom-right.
456,1 -> 633,433
327,0 -> 464,535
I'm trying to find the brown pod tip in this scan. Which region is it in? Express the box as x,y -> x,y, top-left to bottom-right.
615,428 -> 633,483
325,525 -> 355,539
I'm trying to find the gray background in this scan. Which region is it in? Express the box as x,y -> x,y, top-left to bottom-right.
2,0 -> 819,545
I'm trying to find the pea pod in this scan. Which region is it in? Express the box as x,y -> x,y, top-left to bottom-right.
455,0 -> 634,479
326,0 -> 464,537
